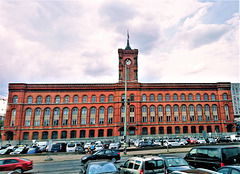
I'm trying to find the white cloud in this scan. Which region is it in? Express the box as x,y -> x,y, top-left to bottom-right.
0,0 -> 239,97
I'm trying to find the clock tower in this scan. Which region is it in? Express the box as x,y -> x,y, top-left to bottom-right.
118,34 -> 138,83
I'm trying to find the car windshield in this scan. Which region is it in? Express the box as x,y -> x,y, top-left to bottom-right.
96,145 -> 102,147
166,158 -> 189,167
15,147 -> 24,151
68,144 -> 75,147
29,148 -> 36,150
52,144 -> 60,148
88,163 -> 117,174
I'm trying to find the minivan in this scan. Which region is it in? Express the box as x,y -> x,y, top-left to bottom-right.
184,146 -> 240,171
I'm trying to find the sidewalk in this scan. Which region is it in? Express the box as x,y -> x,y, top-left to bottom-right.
23,147 -> 192,163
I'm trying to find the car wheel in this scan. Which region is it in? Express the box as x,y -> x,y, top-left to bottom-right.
112,158 -> 116,163
15,168 -> 23,174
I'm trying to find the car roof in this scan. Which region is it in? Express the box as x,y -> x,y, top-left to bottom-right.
192,146 -> 239,149
131,156 -> 164,161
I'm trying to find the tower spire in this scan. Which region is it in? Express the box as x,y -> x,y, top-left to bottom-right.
125,30 -> 132,50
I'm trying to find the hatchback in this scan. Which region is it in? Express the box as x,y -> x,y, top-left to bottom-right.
0,157 -> 33,173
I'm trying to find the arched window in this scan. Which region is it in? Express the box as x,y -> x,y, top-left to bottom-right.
74,95 -> 78,103
196,94 -> 201,101
99,107 -> 105,124
37,96 -> 42,104
62,108 -> 69,125
188,94 -> 193,101
90,107 -> 96,124
92,95 -> 96,103
121,106 -> 125,123
46,96 -> 51,104
225,105 -> 229,120
181,94 -> 185,101
158,94 -> 162,101
34,108 -> 41,126
25,108 -> 32,126
150,105 -> 155,122
23,132 -> 29,140
100,95 -> 105,102
81,107 -> 87,125
89,130 -> 95,137
80,130 -> 86,138
11,109 -> 16,126
189,105 -> 195,121
191,126 -> 196,133
159,127 -> 164,134
181,105 -> 187,121
142,94 -> 146,101
13,95 -> 18,104
27,96 -> 32,104
212,104 -> 218,121
55,95 -> 60,103
107,129 -> 113,137
151,127 -> 156,134
98,129 -> 104,137
32,132 -> 39,140
44,108 -> 50,126
109,95 -> 113,102
173,105 -> 179,121
211,94 -> 216,101
158,105 -> 163,122
204,94 -> 208,101
167,127 -> 172,134
166,105 -> 171,122
166,94 -> 170,101
71,130 -> 76,138
150,94 -> 154,101
53,108 -> 60,126
173,94 -> 178,101
183,126 -> 188,133
142,106 -> 147,122
64,95 -> 69,103
197,105 -> 203,121
83,95 -> 87,103
108,107 -> 113,124
223,93 -> 228,100
72,107 -> 78,125
204,105 -> 210,121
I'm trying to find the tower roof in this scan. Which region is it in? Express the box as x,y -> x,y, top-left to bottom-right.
125,31 -> 132,50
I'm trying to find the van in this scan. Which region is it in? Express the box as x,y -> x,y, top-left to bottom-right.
51,143 -> 67,152
184,146 -> 240,171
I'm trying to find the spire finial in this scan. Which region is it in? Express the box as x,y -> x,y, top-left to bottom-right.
125,30 -> 132,50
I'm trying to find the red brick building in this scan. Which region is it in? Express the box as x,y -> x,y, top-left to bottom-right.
2,38 -> 235,142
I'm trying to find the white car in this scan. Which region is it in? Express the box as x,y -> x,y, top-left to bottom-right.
109,143 -> 119,150
154,139 -> 162,146
84,143 -> 91,150
163,140 -> 182,147
94,144 -> 104,151
197,138 -> 206,144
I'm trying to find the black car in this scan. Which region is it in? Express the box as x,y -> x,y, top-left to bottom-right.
160,156 -> 194,173
216,166 -> 240,173
80,160 -> 120,174
81,149 -> 121,164
217,137 -> 231,143
184,146 -> 240,171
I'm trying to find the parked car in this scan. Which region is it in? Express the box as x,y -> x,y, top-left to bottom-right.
0,148 -> 13,155
160,156 -> 194,173
217,137 -> 231,143
51,143 -> 67,152
230,134 -> 240,142
197,137 -> 206,144
216,165 -> 240,173
81,149 -> 121,164
138,141 -> 157,148
154,139 -> 162,146
0,157 -> 33,173
80,160 -> 120,174
179,139 -> 188,145
84,143 -> 91,150
206,138 -> 216,144
120,155 -> 165,174
187,138 -> 198,144
171,168 -> 220,174
0,144 -> 11,150
10,147 -> 28,155
184,146 -> 240,171
163,139 -> 183,147
109,143 -> 119,150
94,144 -> 104,152
27,147 -> 42,154
103,142 -> 110,149
67,142 -> 77,152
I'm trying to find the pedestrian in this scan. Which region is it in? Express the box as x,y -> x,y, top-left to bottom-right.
87,145 -> 91,154
90,143 -> 95,154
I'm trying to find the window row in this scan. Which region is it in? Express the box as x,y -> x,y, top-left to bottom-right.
12,93 -> 229,104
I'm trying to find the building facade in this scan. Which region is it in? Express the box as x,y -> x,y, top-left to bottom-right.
0,97 -> 7,121
231,83 -> 240,132
2,39 -> 236,142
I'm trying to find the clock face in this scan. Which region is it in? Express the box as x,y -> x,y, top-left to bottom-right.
125,59 -> 131,65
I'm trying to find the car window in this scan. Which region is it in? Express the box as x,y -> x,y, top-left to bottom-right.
123,160 -> 130,168
105,150 -> 112,154
134,160 -> 141,170
217,168 -> 229,174
208,149 -> 219,159
128,161 -> 134,169
222,148 -> 240,160
0,160 -> 5,165
189,148 -> 197,157
145,160 -> 164,170
232,169 -> 240,174
4,159 -> 18,164
97,151 -> 105,155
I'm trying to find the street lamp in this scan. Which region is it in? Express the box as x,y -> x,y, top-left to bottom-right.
124,58 -> 131,155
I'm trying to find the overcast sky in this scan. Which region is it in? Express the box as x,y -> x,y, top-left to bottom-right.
0,0 -> 239,97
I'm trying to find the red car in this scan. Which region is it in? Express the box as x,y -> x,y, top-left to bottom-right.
0,157 -> 33,173
187,138 -> 198,144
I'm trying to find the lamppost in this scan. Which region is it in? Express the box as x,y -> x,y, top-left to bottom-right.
124,58 -> 131,155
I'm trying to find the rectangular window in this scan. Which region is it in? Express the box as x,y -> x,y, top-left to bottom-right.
174,116 -> 179,121
62,119 -> 68,125
11,121 -> 15,126
72,119 -> 77,125
150,116 -> 155,122
167,116 -> 171,122
142,117 -> 147,122
190,116 -> 195,121
213,115 -> 218,121
34,120 -> 40,126
158,116 -> 163,122
90,118 -> 95,124
53,120 -> 59,126
81,118 -> 86,125
108,118 -> 113,124
25,120 -> 30,126
44,120 -> 49,126
198,115 -> 203,121
130,117 -> 134,122
182,116 -> 187,122
121,117 -> 124,123
99,118 -> 104,124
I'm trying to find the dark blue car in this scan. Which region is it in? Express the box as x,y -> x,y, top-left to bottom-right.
27,147 -> 42,154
